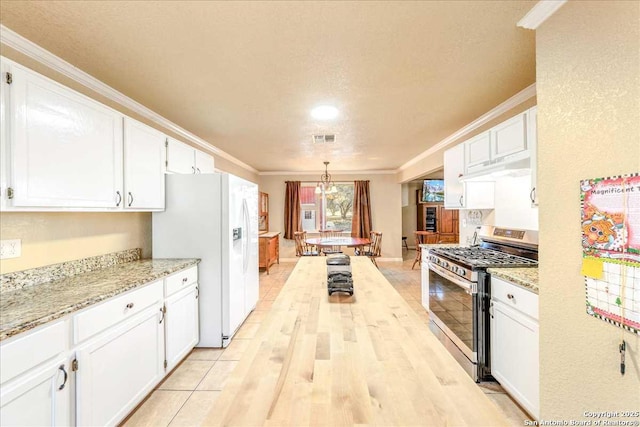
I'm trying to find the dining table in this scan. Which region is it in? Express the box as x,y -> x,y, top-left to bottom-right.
305,236 -> 370,252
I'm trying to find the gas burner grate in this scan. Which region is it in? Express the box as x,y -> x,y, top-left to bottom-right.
430,247 -> 538,268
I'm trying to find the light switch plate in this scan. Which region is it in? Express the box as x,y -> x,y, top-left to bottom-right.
0,239 -> 21,259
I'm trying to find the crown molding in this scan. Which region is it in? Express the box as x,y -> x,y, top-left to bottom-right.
0,24 -> 258,174
397,83 -> 536,172
517,0 -> 567,30
259,169 -> 397,176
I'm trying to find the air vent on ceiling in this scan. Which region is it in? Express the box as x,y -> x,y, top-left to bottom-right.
312,134 -> 336,144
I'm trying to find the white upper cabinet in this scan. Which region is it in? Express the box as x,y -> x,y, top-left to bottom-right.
463,111 -> 531,178
8,62 -> 123,208
123,118 -> 165,210
491,113 -> 527,162
527,106 -> 538,205
444,144 -> 465,208
465,131 -> 492,173
167,137 -> 215,174
166,138 -> 196,174
195,149 -> 215,174
444,143 -> 495,209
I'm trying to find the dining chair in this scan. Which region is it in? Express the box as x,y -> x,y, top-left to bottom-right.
412,231 -> 438,269
319,230 -> 343,255
355,231 -> 382,268
294,231 -> 319,256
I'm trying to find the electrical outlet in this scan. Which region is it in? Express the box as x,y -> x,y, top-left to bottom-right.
0,239 -> 21,259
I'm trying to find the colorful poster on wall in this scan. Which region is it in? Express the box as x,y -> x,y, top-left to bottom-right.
581,173 -> 640,335
580,174 -> 640,263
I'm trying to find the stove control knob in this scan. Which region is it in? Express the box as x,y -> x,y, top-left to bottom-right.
442,261 -> 449,268
457,267 -> 466,276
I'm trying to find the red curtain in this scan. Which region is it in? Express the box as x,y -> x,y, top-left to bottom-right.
284,181 -> 301,239
351,180 -> 372,238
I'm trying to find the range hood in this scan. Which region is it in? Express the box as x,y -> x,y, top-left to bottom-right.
460,154 -> 531,182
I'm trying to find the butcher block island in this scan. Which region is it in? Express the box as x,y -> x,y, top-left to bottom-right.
203,256 -> 509,426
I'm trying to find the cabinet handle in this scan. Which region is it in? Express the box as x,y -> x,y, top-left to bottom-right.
530,187 -> 536,203
459,195 -> 464,207
116,191 -> 122,207
192,166 -> 196,174
196,285 -> 199,299
58,365 -> 68,390
159,306 -> 165,324
197,167 -> 201,174
489,302 -> 494,319
128,192 -> 134,207
126,302 -> 134,309
507,294 -> 515,300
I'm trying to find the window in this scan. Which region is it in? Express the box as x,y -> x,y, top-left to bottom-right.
300,182 -> 354,232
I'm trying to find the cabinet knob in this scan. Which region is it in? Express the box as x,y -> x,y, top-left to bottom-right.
126,302 -> 134,309
507,294 -> 515,300
182,277 -> 188,284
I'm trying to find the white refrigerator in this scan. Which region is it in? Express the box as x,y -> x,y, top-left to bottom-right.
152,173 -> 259,348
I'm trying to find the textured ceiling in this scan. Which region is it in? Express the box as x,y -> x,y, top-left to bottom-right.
0,1 -> 536,173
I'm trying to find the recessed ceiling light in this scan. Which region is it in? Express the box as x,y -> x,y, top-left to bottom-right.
311,105 -> 339,120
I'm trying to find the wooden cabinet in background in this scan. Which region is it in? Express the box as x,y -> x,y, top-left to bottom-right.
259,232 -> 279,274
416,202 -> 459,243
259,192 -> 269,232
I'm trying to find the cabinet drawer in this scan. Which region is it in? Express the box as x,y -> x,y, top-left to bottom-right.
165,266 -> 198,297
491,276 -> 538,319
0,320 -> 68,384
73,280 -> 163,344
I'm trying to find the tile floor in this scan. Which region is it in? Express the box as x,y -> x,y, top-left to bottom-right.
122,251 -> 531,426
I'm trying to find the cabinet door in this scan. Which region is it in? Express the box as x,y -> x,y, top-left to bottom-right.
464,181 -> 495,209
491,113 -> 527,162
490,299 -> 539,418
165,284 -> 199,370
75,305 -> 164,426
194,149 -> 215,174
9,64 -> 123,208
166,138 -> 195,174
444,144 -> 465,208
464,131 -> 491,173
0,356 -> 71,426
527,107 -> 538,206
438,207 -> 457,234
123,118 -> 165,210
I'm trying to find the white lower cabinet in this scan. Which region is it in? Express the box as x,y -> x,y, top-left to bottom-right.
165,283 -> 199,370
490,277 -> 539,419
0,266 -> 200,426
0,355 -> 72,426
75,305 -> 165,426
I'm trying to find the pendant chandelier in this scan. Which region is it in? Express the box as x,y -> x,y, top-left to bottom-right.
315,161 -> 337,194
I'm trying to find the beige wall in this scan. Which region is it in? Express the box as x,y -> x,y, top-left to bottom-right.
0,44 -> 257,274
537,1 -> 640,418
259,173 -> 402,260
0,212 -> 151,274
401,182 -> 422,248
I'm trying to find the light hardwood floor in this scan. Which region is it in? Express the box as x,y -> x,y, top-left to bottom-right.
122,251 -> 531,426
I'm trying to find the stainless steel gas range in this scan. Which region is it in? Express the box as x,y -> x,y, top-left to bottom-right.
427,226 -> 538,382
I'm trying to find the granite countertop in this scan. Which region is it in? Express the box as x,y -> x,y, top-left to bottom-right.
488,267 -> 539,294
0,258 -> 199,342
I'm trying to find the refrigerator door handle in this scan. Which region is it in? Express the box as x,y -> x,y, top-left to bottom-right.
242,199 -> 250,273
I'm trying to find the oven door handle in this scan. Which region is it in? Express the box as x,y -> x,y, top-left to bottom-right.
429,262 -> 477,294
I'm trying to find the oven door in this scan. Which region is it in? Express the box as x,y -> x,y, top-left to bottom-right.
428,262 -> 477,364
